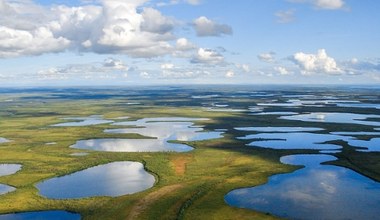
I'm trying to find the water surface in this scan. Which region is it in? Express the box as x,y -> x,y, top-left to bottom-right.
95,117 -> 223,152
0,211 -> 80,220
235,127 -> 323,132
0,164 -> 22,176
0,138 -> 9,143
71,138 -> 193,152
238,132 -> 344,150
0,184 -> 15,195
37,161 -> 155,199
281,112 -> 380,127
225,154 -> 380,220
51,115 -> 113,127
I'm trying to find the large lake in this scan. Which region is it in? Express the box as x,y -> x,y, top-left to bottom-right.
71,117 -> 223,152
225,154 -> 380,220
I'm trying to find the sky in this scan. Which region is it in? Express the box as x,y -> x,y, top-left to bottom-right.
0,0 -> 379,86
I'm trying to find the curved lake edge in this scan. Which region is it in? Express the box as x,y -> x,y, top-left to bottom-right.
35,160 -> 157,200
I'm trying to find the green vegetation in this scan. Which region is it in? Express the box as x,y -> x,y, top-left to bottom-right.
0,87 -> 379,219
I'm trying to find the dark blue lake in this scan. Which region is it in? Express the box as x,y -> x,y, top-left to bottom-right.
225,154 -> 380,220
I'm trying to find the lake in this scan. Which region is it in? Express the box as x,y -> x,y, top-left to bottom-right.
0,211 -> 80,220
37,161 -> 155,199
225,154 -> 380,220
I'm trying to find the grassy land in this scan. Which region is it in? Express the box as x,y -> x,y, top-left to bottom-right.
0,87 -> 379,219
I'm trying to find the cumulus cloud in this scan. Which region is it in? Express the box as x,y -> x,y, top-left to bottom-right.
175,38 -> 195,51
191,48 -> 224,64
140,7 -> 176,34
258,52 -> 276,62
0,0 -> 183,58
225,70 -> 234,78
275,9 -> 296,23
193,16 -> 232,37
291,49 -> 342,75
274,66 -> 290,75
288,0 -> 346,10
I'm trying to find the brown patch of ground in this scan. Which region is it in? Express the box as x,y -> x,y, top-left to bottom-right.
171,155 -> 192,175
127,184 -> 184,219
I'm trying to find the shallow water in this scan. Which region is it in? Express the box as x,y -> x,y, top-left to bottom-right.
0,210 -> 80,220
0,138 -> 9,143
37,161 -> 155,199
51,115 -> 113,127
250,112 -> 298,115
239,132 -> 345,150
0,164 -> 22,176
281,112 -> 380,127
93,118 -> 223,152
0,184 -> 15,195
71,138 -> 193,152
336,103 -> 380,109
235,127 -> 323,132
348,138 -> 380,152
225,154 -> 380,220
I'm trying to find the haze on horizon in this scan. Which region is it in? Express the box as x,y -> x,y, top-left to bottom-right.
0,0 -> 379,86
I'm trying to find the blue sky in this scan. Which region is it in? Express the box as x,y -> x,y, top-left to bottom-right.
0,0 -> 379,86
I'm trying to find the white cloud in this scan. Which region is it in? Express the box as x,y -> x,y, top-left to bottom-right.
0,26 -> 70,57
140,7 -> 176,34
175,38 -> 195,50
288,0 -> 346,10
161,63 -> 174,69
225,70 -> 234,78
274,66 -> 290,75
275,9 -> 296,23
104,58 -> 129,71
37,58 -> 130,80
0,0 -> 184,58
191,48 -> 224,64
314,0 -> 345,10
292,49 -> 342,75
193,16 -> 232,37
236,64 -> 251,73
258,52 -> 275,63
140,71 -> 151,78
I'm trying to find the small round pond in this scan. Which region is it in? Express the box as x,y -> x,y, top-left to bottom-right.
0,164 -> 22,195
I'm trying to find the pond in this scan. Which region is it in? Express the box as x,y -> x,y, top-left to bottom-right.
0,164 -> 22,176
36,161 -> 155,199
238,132 -> 345,150
77,117 -> 224,152
0,164 -> 22,195
250,112 -> 298,116
51,115 -> 113,127
0,210 -> 80,220
71,138 -> 193,152
280,112 -> 380,127
0,138 -> 9,143
235,127 -> 323,132
225,154 -> 380,220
